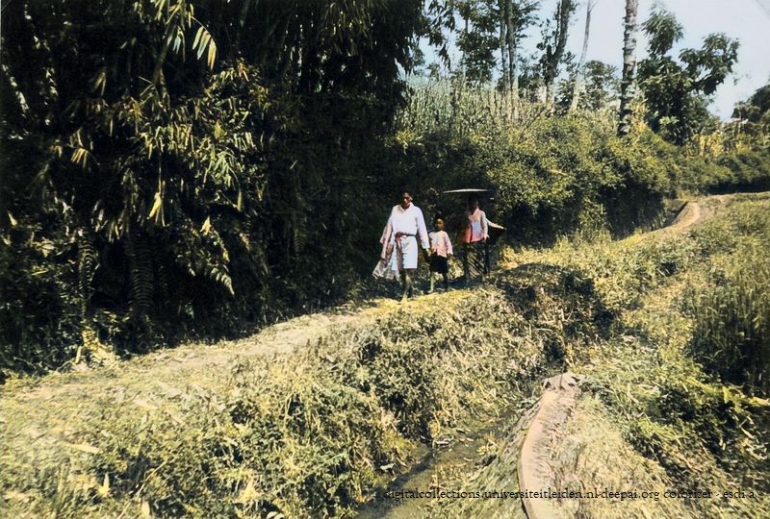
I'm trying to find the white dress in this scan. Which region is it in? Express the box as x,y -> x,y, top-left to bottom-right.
376,203 -> 430,273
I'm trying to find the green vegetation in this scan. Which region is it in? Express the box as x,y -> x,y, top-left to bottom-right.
393,83 -> 675,242
3,3 -> 770,516
1,266 -> 612,517
2,0 -> 770,374
5,195 -> 770,518
0,0 -> 424,372
687,201 -> 770,394
492,195 -> 770,519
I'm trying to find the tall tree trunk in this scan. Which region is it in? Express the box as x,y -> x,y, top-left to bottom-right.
507,4 -> 518,103
618,0 -> 638,136
499,0 -> 510,93
543,0 -> 575,108
569,1 -> 595,112
498,0 -> 520,117
462,10 -> 470,76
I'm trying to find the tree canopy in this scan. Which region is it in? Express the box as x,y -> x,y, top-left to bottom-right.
1,0 -> 423,365
637,8 -> 739,144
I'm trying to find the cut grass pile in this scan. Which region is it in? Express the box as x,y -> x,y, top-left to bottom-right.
1,266 -> 611,518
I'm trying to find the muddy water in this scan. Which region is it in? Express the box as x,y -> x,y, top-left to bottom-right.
356,422 -> 499,518
355,400 -> 533,519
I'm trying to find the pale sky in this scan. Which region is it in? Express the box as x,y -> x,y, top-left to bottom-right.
568,0 -> 770,119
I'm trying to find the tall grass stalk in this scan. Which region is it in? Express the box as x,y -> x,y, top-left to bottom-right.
689,253 -> 770,395
398,78 -> 616,139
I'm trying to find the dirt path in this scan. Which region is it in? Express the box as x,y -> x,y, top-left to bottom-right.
0,196 -> 736,518
2,298 -> 404,406
666,200 -> 702,232
0,199 -> 707,406
513,199 -> 707,519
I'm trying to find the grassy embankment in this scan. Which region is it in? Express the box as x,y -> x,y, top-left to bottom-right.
1,261 -> 609,517
424,193 -> 770,518
2,194 -> 770,518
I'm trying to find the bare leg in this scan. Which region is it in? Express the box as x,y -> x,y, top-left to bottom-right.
429,272 -> 435,293
405,269 -> 414,298
401,270 -> 413,301
462,245 -> 470,286
442,273 -> 449,291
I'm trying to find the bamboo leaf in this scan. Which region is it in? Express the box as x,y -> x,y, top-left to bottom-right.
201,216 -> 212,235
192,25 -> 204,50
92,67 -> 107,96
207,39 -> 217,70
172,28 -> 184,54
71,147 -> 93,169
148,192 -> 164,226
194,28 -> 209,59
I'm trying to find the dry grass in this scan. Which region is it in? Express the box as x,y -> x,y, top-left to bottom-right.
1,264 -> 610,517
402,194 -> 770,519
511,195 -> 769,515
4,193 -> 770,518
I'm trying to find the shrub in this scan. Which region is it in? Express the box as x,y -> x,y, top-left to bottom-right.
688,258 -> 770,395
392,86 -> 676,245
0,226 -> 81,374
679,149 -> 770,194
686,201 -> 770,395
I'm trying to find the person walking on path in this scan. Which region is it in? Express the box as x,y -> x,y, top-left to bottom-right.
428,217 -> 453,293
377,191 -> 430,300
461,197 -> 489,284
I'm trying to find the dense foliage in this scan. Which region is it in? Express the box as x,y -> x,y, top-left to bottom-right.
637,8 -> 739,145
392,80 -> 683,243
2,1 -> 770,376
0,0 -> 423,371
